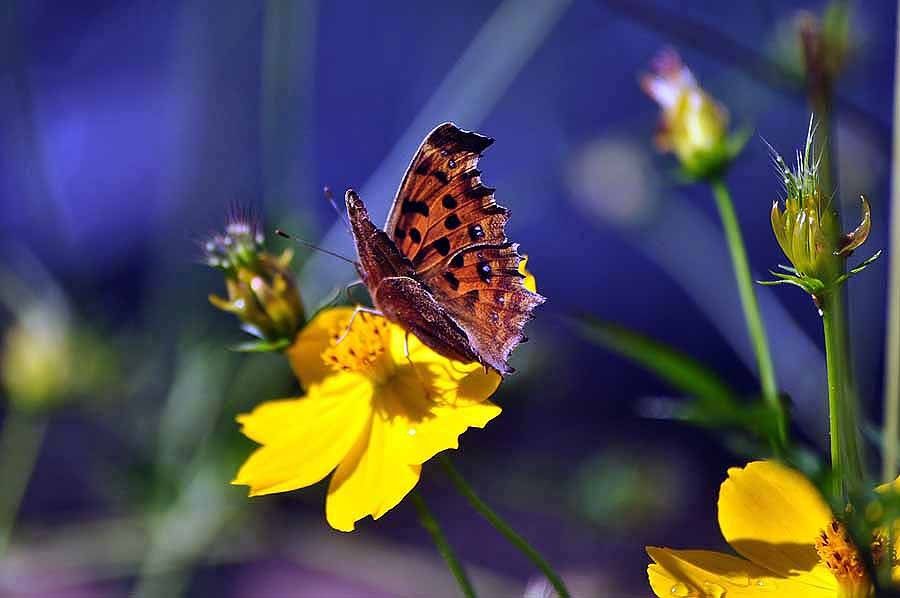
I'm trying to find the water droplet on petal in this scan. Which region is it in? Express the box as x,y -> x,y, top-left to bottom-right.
702,582 -> 726,597
669,583 -> 693,597
407,428 -> 417,436
753,579 -> 776,592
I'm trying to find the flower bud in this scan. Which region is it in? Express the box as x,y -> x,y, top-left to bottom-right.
797,2 -> 852,86
764,119 -> 879,304
2,306 -> 72,411
1,298 -> 115,413
206,213 -> 305,347
641,49 -> 741,180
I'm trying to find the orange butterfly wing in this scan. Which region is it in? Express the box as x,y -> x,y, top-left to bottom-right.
385,122 -> 544,372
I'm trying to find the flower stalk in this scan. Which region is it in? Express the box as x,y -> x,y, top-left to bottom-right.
710,178 -> 786,452
410,491 -> 477,598
882,0 -> 900,484
822,293 -> 864,497
0,409 -> 47,556
438,454 -> 570,598
764,119 -> 876,498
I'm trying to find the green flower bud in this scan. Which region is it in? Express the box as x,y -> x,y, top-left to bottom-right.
205,212 -> 305,348
763,118 -> 879,307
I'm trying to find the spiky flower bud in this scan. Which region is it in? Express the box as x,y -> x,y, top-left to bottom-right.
764,118 -> 879,308
641,49 -> 746,181
205,211 -> 304,349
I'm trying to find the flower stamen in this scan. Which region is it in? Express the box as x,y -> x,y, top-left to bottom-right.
321,311 -> 393,381
815,519 -> 869,596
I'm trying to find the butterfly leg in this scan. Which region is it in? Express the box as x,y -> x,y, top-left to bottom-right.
334,305 -> 383,346
343,279 -> 365,302
404,330 -> 432,400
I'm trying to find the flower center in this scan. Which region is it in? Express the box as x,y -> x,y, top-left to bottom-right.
321,311 -> 394,383
815,519 -> 870,597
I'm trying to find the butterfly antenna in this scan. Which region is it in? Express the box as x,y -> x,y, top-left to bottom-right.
324,186 -> 351,233
274,229 -> 357,265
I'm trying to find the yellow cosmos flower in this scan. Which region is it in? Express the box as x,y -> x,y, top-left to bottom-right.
647,461 -> 892,598
232,307 -> 502,531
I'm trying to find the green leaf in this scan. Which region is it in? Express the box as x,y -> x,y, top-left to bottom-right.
835,249 -> 882,285
776,264 -> 799,274
229,338 -> 291,353
573,316 -> 737,405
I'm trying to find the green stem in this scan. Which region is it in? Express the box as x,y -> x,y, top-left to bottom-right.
710,178 -> 786,452
0,409 -> 48,556
410,491 -> 477,598
438,455 -> 570,598
881,0 -> 900,484
804,49 -> 865,495
822,292 -> 864,497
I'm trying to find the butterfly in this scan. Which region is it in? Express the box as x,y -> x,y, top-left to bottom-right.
345,122 -> 544,375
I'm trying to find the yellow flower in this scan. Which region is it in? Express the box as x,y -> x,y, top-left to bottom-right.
647,461 -> 883,598
641,49 -> 735,180
232,307 -> 501,531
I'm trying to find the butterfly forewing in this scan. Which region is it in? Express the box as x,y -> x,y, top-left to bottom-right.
380,122 -> 544,374
386,123 -> 507,276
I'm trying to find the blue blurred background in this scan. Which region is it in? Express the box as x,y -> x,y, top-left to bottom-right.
0,0 -> 895,596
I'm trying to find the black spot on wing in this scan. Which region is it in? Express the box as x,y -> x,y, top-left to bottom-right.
401,199 -> 429,216
433,237 -> 451,256
443,271 -> 460,291
444,214 -> 461,229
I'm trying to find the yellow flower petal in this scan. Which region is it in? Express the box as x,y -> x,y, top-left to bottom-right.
325,414 -> 422,532
385,325 -> 501,403
718,461 -> 835,583
232,375 -> 372,497
647,547 -> 836,597
286,306 -> 356,388
377,370 -> 501,465
519,255 -> 537,293
875,474 -> 900,494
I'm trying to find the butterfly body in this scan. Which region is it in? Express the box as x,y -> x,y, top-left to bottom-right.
346,123 -> 544,375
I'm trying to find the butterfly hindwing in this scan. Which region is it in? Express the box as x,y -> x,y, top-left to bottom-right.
431,243 -> 544,374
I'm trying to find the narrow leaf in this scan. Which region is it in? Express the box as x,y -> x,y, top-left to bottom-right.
573,316 -> 737,405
